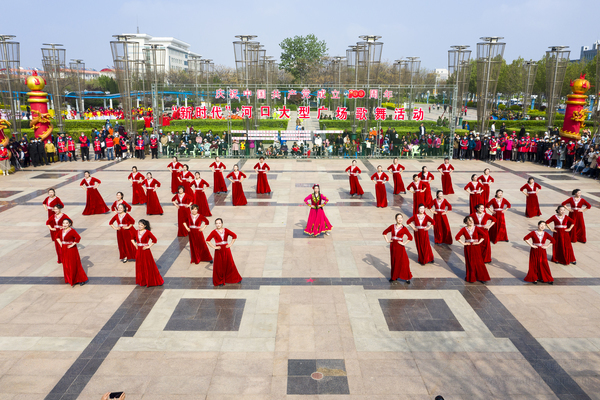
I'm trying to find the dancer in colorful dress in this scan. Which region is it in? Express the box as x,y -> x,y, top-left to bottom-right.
455,216 -> 490,283
184,205 -> 213,264
417,166 -> 435,207
111,191 -> 132,213
131,219 -> 164,287
407,174 -> 427,216
206,218 -> 243,286
143,172 -> 163,215
46,204 -> 70,264
487,189 -> 511,243
470,204 -> 496,263
545,206 -> 576,265
371,165 -> 389,208
464,174 -> 484,215
81,171 -> 109,215
178,164 -> 195,197
167,156 -> 183,194
190,171 -> 211,217
430,190 -> 453,245
407,204 -> 435,265
382,213 -> 413,283
303,184 -> 333,236
57,218 -> 88,286
227,165 -> 248,206
210,156 -> 228,193
477,168 -> 494,204
523,221 -> 555,284
172,186 -> 193,237
437,158 -> 454,195
520,177 -> 542,218
42,188 -> 64,220
254,157 -> 272,194
109,203 -> 136,263
128,166 -> 146,205
561,189 -> 591,243
345,160 -> 364,197
387,158 -> 406,195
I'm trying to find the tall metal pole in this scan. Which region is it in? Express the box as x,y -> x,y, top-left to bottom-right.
42,43 -> 66,133
406,57 -> 420,120
70,59 -> 84,117
0,35 -> 21,138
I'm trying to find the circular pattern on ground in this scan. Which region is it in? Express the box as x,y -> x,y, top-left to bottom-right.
311,372 -> 324,380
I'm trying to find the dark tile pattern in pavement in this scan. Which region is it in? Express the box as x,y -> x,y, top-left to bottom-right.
287,359 -> 349,395
164,298 -> 245,331
379,298 -> 464,332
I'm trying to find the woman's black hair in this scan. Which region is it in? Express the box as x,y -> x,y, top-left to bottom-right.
147,172 -> 153,177
463,216 -> 473,224
48,188 -> 56,194
117,191 -> 124,198
556,205 -> 565,214
418,203 -> 425,210
537,220 -> 546,227
178,185 -> 185,191
117,203 -> 126,212
54,204 -> 64,210
471,173 -> 477,180
139,219 -> 151,231
421,166 -> 427,172
64,218 -> 73,227
412,174 -> 419,179
436,190 -> 443,196
476,203 -> 484,210
215,218 -> 223,224
395,213 -> 403,220
132,166 -> 137,171
84,170 -> 90,175
484,168 -> 490,173
495,189 -> 503,196
527,177 -> 534,183
191,204 -> 199,210
572,188 -> 580,196
183,164 -> 189,170
173,156 -> 178,161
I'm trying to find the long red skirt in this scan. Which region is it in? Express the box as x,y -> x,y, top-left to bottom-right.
182,180 -> 194,198
389,241 -> 412,281
569,211 -> 586,243
135,248 -> 164,287
189,229 -> 213,264
392,174 -> 406,195
194,191 -> 212,217
481,185 -> 490,204
82,188 -> 109,215
132,182 -> 146,205
177,206 -> 191,237
414,230 -> 434,264
480,229 -> 492,263
145,190 -> 163,215
421,182 -> 433,207
525,194 -> 542,218
464,244 -> 490,283
257,173 -> 271,194
412,192 -> 425,216
441,174 -> 454,195
433,213 -> 452,244
375,182 -> 387,208
170,171 -> 180,194
349,176 -> 364,196
489,211 -> 508,243
469,193 -> 483,215
214,172 -> 227,193
551,230 -> 576,265
213,247 -> 242,286
116,228 -> 136,260
524,247 -> 553,283
61,245 -> 88,285
50,230 -> 62,263
231,182 -> 247,206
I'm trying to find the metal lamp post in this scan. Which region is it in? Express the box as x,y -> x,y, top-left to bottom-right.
0,35 -> 21,138
69,59 -> 85,118
143,44 -> 166,135
406,57 -> 420,120
545,46 -> 570,129
476,37 -> 506,134
41,43 -> 67,133
522,60 -> 538,118
188,55 -> 202,105
448,45 -> 471,115
110,34 -> 139,136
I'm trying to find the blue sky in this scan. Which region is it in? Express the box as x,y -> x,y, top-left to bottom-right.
4,0 -> 599,71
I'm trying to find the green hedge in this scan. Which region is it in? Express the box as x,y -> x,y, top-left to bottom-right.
319,120 -> 441,130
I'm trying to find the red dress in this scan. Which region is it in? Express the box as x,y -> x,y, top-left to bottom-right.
111,200 -> 132,212
345,166 -> 364,196
523,231 -> 555,283
417,171 -> 435,207
60,228 -> 88,285
455,227 -> 490,283
371,172 -> 389,208
464,181 -> 484,215
134,230 -> 164,287
167,161 -> 183,194
470,212 -> 496,263
477,174 -> 494,204
43,196 -> 64,220
437,163 -> 454,195
407,181 -> 426,216
382,225 -> 413,281
190,179 -> 212,217
210,162 -> 228,193
226,171 -> 248,206
407,214 -> 435,265
81,177 -> 109,215
143,178 -> 164,215
128,172 -> 146,205
431,198 -> 453,244
520,182 -> 542,218
179,171 -> 195,197
487,198 -> 511,243
206,228 -> 243,286
109,213 -> 137,260
187,214 -> 213,264
561,197 -> 591,243
254,162 -> 272,194
172,193 -> 193,237
546,215 -> 576,265
46,213 -> 70,263
387,163 -> 406,194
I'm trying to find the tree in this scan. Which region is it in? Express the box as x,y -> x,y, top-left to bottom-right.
279,34 -> 328,83
97,76 -> 119,94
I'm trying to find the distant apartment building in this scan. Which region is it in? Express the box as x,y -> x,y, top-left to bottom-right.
579,40 -> 599,62
119,33 -> 201,72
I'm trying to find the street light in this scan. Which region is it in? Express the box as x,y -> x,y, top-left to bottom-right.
406,57 -> 420,120
41,43 -> 67,133
476,36 -> 506,134
110,34 -> 139,135
545,46 -> 570,129
522,60 -> 538,118
69,59 -> 85,118
0,34 -> 21,138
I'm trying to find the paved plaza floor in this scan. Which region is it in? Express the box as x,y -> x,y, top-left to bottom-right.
0,156 -> 599,399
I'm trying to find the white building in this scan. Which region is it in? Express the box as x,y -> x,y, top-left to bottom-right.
435,68 -> 449,81
120,33 -> 201,72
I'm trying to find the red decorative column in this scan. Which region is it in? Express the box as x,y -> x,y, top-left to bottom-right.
25,71 -> 54,142
560,74 -> 590,142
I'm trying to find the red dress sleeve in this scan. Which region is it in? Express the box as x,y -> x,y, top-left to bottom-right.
226,228 -> 237,240
345,166 -> 351,172
240,172 -> 247,179
148,232 -> 158,244
523,231 -> 534,241
455,227 -> 466,241
254,163 -> 260,169
402,226 -> 414,241
382,225 -> 393,235
226,172 -> 234,179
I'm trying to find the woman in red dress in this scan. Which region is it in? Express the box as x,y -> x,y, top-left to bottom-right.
520,177 -> 542,218
111,191 -> 132,213
371,165 -> 389,208
128,166 -> 146,205
42,188 -> 64,220
46,204 -> 70,264
206,218 -> 243,286
524,221 -> 555,284
430,190 -> 453,245
131,219 -> 164,287
470,204 -> 496,263
455,216 -> 490,283
561,189 -> 591,243
437,158 -> 454,195
303,185 -> 333,236
109,203 -> 136,263
80,171 -> 109,215
417,166 -> 435,207
477,168 -> 494,204
382,213 -> 413,283
172,185 -> 193,237
57,218 -> 88,286
254,156 -> 272,194
226,165 -> 248,206
345,160 -> 364,197
487,189 -> 511,243
183,205 -> 213,264
387,158 -> 406,195
178,164 -> 195,197
407,204 -> 435,265
464,174 -> 484,215
407,174 -> 427,216
143,172 -> 163,215
167,156 -> 183,194
210,156 -> 228,193
546,206 -> 576,265
190,172 -> 211,217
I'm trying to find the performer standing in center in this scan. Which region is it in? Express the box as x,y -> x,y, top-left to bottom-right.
143,172 -> 164,215
437,158 -> 454,195
184,205 -> 213,264
417,166 -> 435,207
131,219 -> 164,287
227,164 -> 248,206
382,213 -> 413,283
128,166 -> 146,205
477,168 -> 494,204
109,203 -> 136,263
167,156 -> 183,194
206,218 -> 243,286
430,190 -> 453,245
172,185 -> 193,237
520,177 -> 542,218
254,156 -> 272,194
46,204 -> 70,264
178,164 -> 195,198
524,221 -> 555,284
57,218 -> 88,286
190,171 -> 211,217
464,174 -> 484,215
407,204 -> 435,265
42,188 -> 64,220
210,156 -> 228,194
487,189 -> 511,243
111,192 -> 132,213
561,189 -> 591,243
546,205 -> 576,265
345,160 -> 364,197
303,184 -> 333,236
80,171 -> 110,215
407,174 -> 427,216
455,216 -> 490,283
470,204 -> 496,263
387,158 -> 406,195
371,165 -> 389,208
